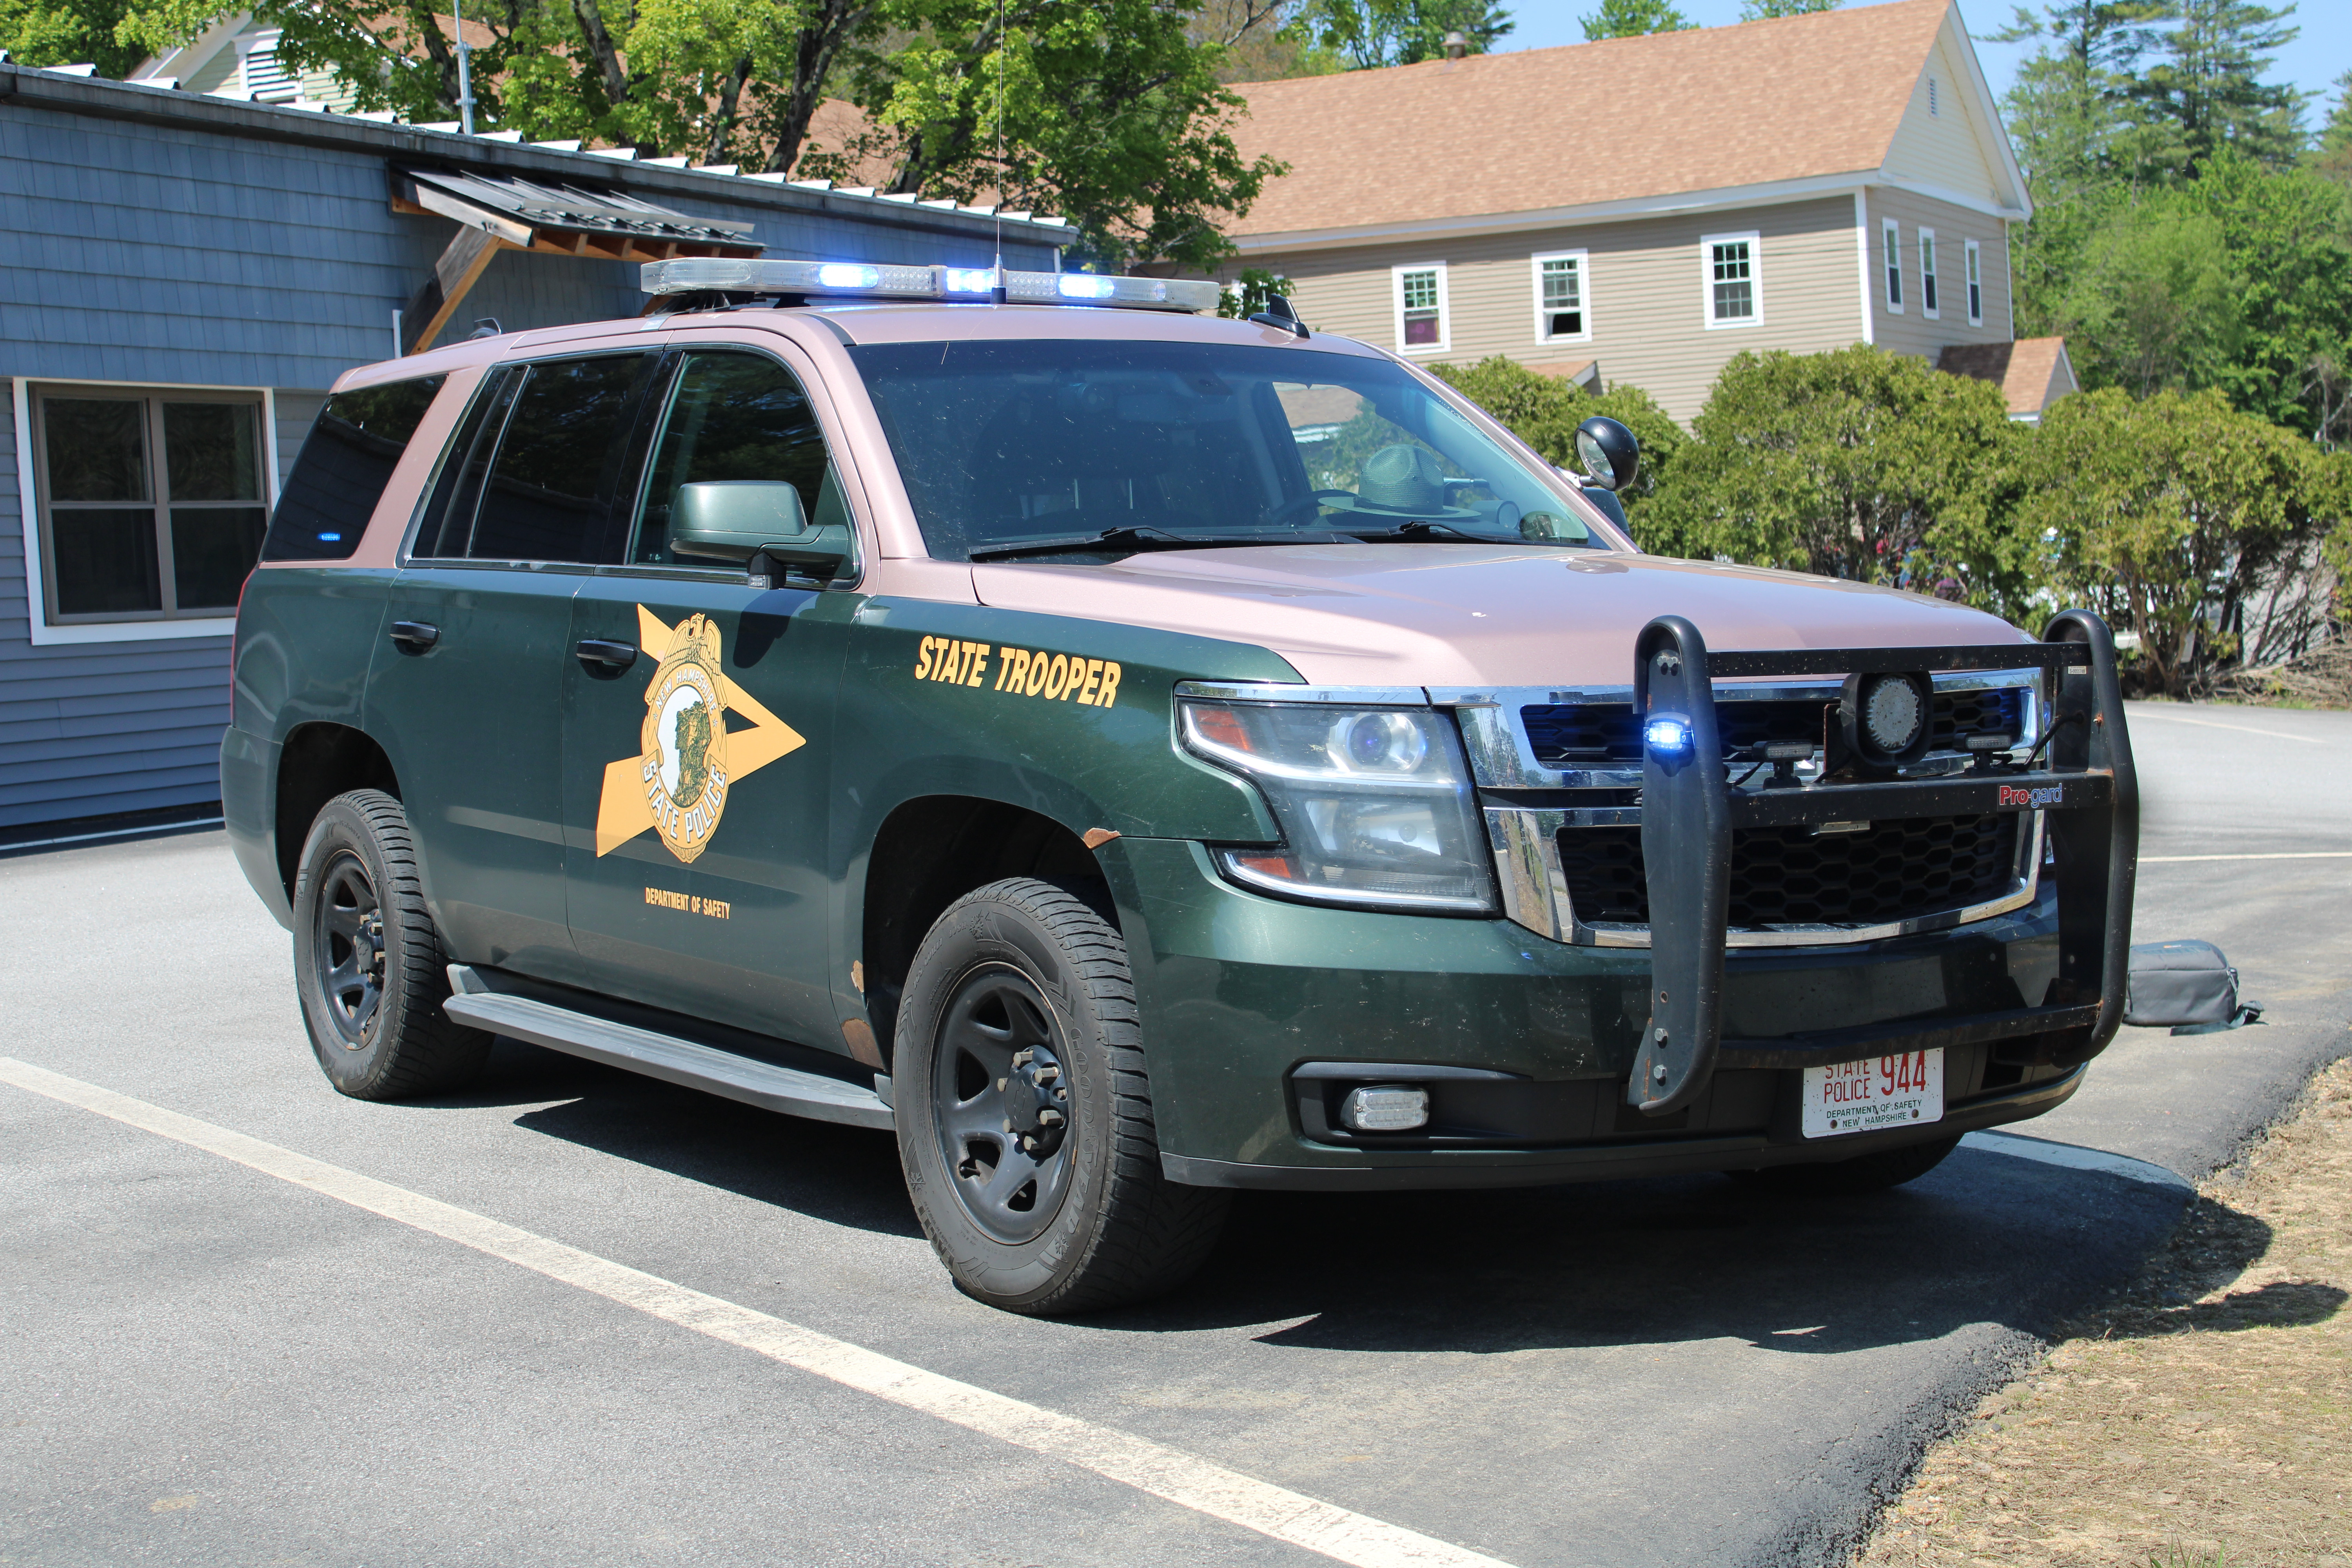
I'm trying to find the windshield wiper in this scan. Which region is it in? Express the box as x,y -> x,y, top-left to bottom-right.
968,525 -> 1348,561
1341,519 -> 1494,543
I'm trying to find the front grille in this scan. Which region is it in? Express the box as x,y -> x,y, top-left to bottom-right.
1556,813 -> 2022,928
1521,688 -> 2025,769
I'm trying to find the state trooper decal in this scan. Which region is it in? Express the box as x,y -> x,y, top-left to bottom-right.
595,606 -> 805,863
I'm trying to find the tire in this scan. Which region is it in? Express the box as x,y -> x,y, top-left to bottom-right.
1728,1133 -> 1963,1196
291,789 -> 491,1100
895,877 -> 1229,1314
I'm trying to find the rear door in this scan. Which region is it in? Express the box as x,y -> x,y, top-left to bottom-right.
559,345 -> 856,1048
366,349 -> 661,978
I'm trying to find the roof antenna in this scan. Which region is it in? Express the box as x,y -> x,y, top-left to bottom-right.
990,0 -> 1007,304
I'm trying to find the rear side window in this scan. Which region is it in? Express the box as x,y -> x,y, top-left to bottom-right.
471,355 -> 651,563
262,376 -> 445,561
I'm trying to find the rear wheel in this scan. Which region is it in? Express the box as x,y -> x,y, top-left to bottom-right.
1729,1134 -> 1962,1195
895,877 -> 1228,1314
292,789 -> 490,1100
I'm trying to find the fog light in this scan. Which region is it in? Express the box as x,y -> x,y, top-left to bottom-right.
1339,1084 -> 1429,1132
1643,713 -> 1693,756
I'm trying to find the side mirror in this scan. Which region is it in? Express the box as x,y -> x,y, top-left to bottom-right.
1573,416 -> 1640,493
671,480 -> 853,581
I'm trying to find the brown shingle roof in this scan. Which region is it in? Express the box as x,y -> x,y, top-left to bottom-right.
1228,0 -> 1951,238
1938,337 -> 2073,416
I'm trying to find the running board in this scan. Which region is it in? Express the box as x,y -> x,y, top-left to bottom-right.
442,966 -> 895,1131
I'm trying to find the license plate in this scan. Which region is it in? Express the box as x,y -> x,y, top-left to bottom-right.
1802,1049 -> 1943,1139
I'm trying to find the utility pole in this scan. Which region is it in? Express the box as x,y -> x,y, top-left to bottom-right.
452,0 -> 476,134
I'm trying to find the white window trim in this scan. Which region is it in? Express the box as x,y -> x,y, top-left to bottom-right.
1882,218 -> 1904,314
1529,249 -> 1592,345
1919,226 -> 1940,321
1700,230 -> 1763,330
11,376 -> 278,646
1390,262 -> 1450,355
1964,238 -> 1984,327
1853,191 -> 1875,344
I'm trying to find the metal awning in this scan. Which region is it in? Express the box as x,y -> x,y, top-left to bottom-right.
390,165 -> 765,354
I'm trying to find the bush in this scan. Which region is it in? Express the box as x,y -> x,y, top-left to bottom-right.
2018,387 -> 2332,694
1427,357 -> 1685,511
1642,345 -> 2032,621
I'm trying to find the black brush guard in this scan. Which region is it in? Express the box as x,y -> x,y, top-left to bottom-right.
1627,609 -> 2138,1116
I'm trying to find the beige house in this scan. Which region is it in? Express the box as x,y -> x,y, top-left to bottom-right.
1225,0 -> 2054,423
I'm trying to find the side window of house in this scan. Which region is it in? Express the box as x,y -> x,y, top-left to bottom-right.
1704,234 -> 1758,326
1965,240 -> 1984,326
263,375 -> 445,561
31,388 -> 270,623
1920,229 -> 1940,318
1883,218 -> 1904,311
629,351 -> 844,566
417,354 -> 652,563
1394,265 -> 1446,350
1535,254 -> 1587,341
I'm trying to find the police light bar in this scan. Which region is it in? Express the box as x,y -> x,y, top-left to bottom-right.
639,258 -> 1225,314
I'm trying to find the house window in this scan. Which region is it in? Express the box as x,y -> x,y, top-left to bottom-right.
1393,264 -> 1448,352
1532,252 -> 1589,341
1920,228 -> 1940,318
1965,239 -> 1984,326
1882,218 -> 1904,312
27,387 -> 270,626
1702,232 -> 1760,327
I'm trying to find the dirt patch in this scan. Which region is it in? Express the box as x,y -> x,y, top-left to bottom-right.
1855,1056 -> 2352,1568
2211,640 -> 2352,709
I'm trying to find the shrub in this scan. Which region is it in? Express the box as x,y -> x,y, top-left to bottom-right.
1427,357 -> 1685,511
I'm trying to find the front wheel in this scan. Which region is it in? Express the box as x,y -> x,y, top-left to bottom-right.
291,789 -> 490,1100
894,878 -> 1228,1314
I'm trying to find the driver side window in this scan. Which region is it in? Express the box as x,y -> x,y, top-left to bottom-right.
631,350 -> 850,566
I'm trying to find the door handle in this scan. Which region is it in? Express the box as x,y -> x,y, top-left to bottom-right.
575,638 -> 638,671
388,620 -> 439,652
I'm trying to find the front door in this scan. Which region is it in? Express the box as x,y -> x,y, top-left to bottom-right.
560,347 -> 854,1050
366,349 -> 660,978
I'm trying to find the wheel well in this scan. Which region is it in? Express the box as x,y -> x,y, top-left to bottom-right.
276,724 -> 399,896
862,797 -> 1108,1063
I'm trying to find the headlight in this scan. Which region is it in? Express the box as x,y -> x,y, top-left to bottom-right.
1178,699 -> 1495,913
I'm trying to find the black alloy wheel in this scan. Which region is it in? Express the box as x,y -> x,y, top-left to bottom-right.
292,789 -> 490,1100
933,969 -> 1077,1244
312,851 -> 386,1047
894,877 -> 1229,1314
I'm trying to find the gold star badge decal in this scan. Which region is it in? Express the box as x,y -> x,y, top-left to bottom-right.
595,605 -> 805,860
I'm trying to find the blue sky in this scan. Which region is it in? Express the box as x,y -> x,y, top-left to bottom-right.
1502,0 -> 2352,130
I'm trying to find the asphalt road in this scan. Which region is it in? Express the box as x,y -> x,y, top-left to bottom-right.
4,701 -> 2348,1568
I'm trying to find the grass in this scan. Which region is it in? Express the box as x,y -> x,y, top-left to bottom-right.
1853,1054 -> 2352,1568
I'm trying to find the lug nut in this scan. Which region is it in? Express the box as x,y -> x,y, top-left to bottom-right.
1038,1108 -> 1065,1127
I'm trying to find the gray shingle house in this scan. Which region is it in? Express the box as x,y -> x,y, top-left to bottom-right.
1,63 -> 1074,840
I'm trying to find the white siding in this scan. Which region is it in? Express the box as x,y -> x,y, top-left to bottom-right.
1882,27 -> 2014,211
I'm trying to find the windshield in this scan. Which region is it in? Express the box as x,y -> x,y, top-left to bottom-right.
845,339 -> 1607,562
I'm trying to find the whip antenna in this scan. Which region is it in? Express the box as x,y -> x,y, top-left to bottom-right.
990,0 -> 1007,303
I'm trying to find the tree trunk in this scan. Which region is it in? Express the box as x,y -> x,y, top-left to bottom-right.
570,0 -> 633,120
762,0 -> 877,175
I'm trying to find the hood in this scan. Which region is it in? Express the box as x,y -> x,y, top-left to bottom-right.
971,544 -> 2026,688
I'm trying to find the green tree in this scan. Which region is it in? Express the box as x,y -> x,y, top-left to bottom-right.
118,0 -> 1281,273
1214,267 -> 1297,318
1289,0 -> 1512,70
0,0 -> 144,75
2018,385 -> 2326,691
1739,0 -> 1838,20
1426,356 -> 1686,513
1642,345 -> 2032,620
1578,0 -> 1690,42
2055,200 -> 2245,396
2310,67 -> 2352,189
2120,0 -> 2305,178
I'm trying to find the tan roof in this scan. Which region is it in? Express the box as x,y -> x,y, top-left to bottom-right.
1938,337 -> 2074,416
1227,0 -> 1951,238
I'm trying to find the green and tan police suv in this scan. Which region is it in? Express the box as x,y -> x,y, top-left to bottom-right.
224,260 -> 2138,1313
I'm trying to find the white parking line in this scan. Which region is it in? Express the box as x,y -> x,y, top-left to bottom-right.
1960,1130 -> 2190,1191
2141,851 -> 2352,863
0,1056 -> 1515,1568
2125,708 -> 2324,743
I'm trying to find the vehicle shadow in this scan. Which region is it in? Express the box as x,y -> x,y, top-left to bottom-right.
450,1040 -> 2250,1357
453,1039 -> 923,1241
